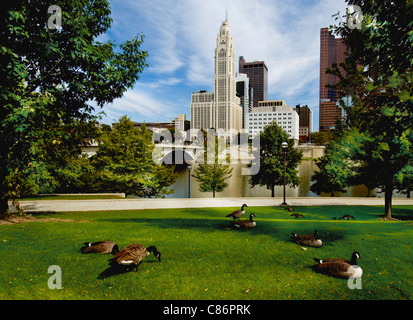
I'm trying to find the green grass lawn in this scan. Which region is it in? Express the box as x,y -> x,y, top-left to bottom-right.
0,205 -> 412,300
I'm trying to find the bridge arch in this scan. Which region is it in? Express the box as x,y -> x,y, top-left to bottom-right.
161,149 -> 195,165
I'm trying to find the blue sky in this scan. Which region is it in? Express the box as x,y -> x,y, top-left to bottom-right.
96,0 -> 349,131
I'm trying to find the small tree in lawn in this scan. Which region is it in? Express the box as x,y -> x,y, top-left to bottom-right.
249,121 -> 302,197
192,134 -> 233,198
192,163 -> 233,198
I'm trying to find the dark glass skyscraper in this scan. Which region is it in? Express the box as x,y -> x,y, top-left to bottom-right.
239,56 -> 268,109
319,27 -> 347,132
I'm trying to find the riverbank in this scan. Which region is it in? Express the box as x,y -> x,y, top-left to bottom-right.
8,196 -> 413,213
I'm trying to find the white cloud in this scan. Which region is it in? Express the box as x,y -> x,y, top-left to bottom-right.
100,88 -> 177,123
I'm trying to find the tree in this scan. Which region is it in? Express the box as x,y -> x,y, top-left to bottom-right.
310,129 -> 365,196
310,131 -> 335,146
0,0 -> 148,216
91,116 -> 176,197
327,0 -> 413,219
249,122 -> 302,197
191,134 -> 233,198
192,164 -> 233,198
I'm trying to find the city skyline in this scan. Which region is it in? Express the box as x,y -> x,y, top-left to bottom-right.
95,0 -> 349,132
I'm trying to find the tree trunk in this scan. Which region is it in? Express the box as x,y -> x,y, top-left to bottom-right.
0,198 -> 9,219
213,189 -> 215,198
384,186 -> 393,220
271,185 -> 275,198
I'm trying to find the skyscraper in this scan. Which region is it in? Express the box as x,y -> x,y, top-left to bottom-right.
190,20 -> 242,134
319,27 -> 347,132
239,56 -> 268,109
294,104 -> 313,143
236,73 -> 253,130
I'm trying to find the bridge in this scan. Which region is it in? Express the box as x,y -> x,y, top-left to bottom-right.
153,143 -> 203,165
153,142 -> 257,171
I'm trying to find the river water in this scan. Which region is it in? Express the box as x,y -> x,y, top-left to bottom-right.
165,160 -> 386,198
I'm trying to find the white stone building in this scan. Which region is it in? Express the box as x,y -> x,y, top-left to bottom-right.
190,20 -> 242,137
246,100 -> 299,142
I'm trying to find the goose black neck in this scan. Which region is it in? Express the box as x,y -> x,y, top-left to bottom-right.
351,255 -> 358,265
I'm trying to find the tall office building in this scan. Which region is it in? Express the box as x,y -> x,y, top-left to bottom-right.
319,27 -> 347,132
236,73 -> 253,130
190,20 -> 242,135
239,56 -> 268,109
294,104 -> 313,143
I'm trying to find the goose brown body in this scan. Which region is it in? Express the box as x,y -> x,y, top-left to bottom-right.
233,213 -> 256,229
81,241 -> 119,254
109,244 -> 160,272
313,251 -> 362,279
226,204 -> 248,220
291,230 -> 322,247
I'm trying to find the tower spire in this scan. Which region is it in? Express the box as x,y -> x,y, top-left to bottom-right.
226,10 -> 228,22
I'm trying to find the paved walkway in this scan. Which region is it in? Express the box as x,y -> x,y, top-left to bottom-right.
9,197 -> 413,213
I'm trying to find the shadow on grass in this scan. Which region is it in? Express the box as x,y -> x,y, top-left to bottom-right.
98,265 -> 130,279
99,216 -> 350,247
98,260 -> 160,279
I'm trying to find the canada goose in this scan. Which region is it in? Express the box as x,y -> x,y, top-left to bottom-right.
233,213 -> 256,229
333,215 -> 355,220
284,205 -> 294,212
226,204 -> 248,220
291,230 -> 322,247
313,251 -> 362,279
340,214 -> 355,220
81,241 -> 119,254
290,213 -> 305,219
109,244 -> 161,272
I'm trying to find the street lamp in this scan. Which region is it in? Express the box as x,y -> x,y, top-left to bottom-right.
187,159 -> 194,198
187,164 -> 192,198
281,141 -> 288,205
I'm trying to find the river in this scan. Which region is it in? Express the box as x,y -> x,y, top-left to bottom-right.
165,160 -> 389,198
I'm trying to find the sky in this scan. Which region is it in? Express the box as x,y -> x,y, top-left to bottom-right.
95,0 -> 350,131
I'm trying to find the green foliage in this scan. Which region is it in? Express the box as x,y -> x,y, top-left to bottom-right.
311,129 -> 366,196
249,121 -> 302,197
0,0 -> 148,213
310,131 -> 335,146
327,0 -> 413,217
192,164 -> 233,198
192,135 -> 233,197
91,116 -> 176,197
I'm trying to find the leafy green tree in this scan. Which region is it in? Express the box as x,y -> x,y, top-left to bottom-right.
310,131 -> 335,146
0,0 -> 148,216
191,134 -> 233,198
91,116 -> 176,197
249,122 -> 302,197
310,129 -> 365,196
328,0 -> 413,219
192,164 -> 233,198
